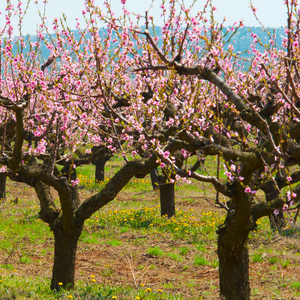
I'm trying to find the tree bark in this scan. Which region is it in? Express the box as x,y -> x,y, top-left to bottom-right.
217,222 -> 250,300
269,209 -> 285,231
92,146 -> 112,183
95,155 -> 106,182
216,175 -> 254,300
261,181 -> 285,231
51,225 -> 82,290
0,173 -> 6,203
159,181 -> 175,218
150,168 -> 159,190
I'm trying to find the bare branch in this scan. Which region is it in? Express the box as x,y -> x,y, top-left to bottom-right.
144,29 -> 172,65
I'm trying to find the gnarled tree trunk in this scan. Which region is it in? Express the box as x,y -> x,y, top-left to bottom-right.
0,173 -> 6,203
51,224 -> 82,290
217,221 -> 250,300
216,177 -> 254,300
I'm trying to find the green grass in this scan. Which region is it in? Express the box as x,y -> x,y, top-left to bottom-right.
291,281 -> 300,290
0,274 -> 181,299
179,247 -> 189,256
252,253 -> 264,263
107,240 -> 123,247
280,259 -> 291,268
167,252 -> 185,262
268,257 -> 279,264
194,256 -> 210,266
147,246 -> 164,257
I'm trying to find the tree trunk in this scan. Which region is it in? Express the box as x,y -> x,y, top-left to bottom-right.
269,210 -> 285,231
95,155 -> 106,182
262,181 -> 285,231
150,168 -> 159,190
267,191 -> 285,231
51,226 -> 82,290
159,182 -> 175,218
0,173 -> 6,203
217,223 -> 250,300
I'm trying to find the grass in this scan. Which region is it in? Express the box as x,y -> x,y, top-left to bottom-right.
252,253 -> 264,263
291,281 -> 300,290
0,274 -> 174,300
268,257 -> 279,264
280,259 -> 291,268
107,240 -> 123,247
194,256 -> 210,266
147,246 -> 164,257
167,253 -> 185,262
1,158 -> 300,299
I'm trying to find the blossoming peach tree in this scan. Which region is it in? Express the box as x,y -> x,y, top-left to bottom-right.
0,0 -> 159,291
1,0 -> 300,299
86,0 -> 300,299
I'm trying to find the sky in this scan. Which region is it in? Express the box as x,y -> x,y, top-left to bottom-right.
0,0 -> 289,35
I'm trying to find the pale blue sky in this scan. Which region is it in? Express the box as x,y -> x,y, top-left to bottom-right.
0,0 -> 288,35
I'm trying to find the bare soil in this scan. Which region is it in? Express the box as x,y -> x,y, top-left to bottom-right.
1,180 -> 300,299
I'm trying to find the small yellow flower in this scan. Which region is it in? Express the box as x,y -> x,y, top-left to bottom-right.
91,275 -> 95,278
112,296 -> 117,299
91,279 -> 96,282
58,282 -> 63,286
68,295 -> 73,299
145,288 -> 152,293
0,280 -> 2,283
136,297 -> 140,300
140,283 -> 144,287
157,289 -> 162,292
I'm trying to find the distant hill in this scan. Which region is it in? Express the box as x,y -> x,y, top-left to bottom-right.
11,26 -> 287,69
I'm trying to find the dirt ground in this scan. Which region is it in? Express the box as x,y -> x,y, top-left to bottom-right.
1,180 -> 300,299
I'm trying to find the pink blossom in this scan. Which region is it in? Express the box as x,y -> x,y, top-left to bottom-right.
245,187 -> 256,194
245,187 -> 251,193
70,178 -> 80,187
163,151 -> 170,159
0,166 -> 7,173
